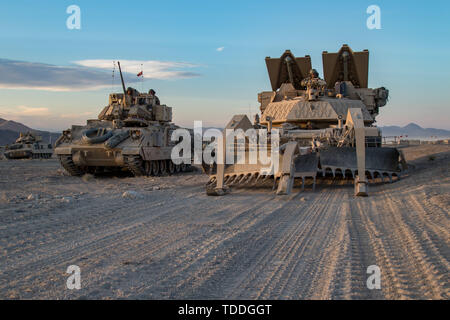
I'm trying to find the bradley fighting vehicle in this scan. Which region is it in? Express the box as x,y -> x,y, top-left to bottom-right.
4,132 -> 53,159
204,45 -> 407,196
55,62 -> 192,176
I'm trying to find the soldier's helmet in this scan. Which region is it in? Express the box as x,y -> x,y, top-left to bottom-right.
309,69 -> 319,78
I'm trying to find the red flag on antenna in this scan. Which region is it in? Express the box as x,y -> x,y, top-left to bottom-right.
137,71 -> 143,77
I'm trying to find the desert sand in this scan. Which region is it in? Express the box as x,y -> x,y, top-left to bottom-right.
0,144 -> 448,299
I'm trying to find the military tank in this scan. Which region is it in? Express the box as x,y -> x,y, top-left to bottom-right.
4,132 -> 53,159
203,44 -> 407,196
55,61 -> 192,176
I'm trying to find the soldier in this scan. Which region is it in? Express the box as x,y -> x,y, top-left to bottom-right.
309,68 -> 319,79
301,69 -> 326,88
301,69 -> 327,100
148,89 -> 161,106
125,87 -> 136,106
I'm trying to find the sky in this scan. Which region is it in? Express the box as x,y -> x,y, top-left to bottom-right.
0,0 -> 449,131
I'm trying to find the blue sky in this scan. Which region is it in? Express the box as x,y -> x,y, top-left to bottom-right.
0,0 -> 449,131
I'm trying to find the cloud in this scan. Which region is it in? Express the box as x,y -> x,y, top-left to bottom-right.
74,60 -> 199,80
0,58 -> 200,92
0,105 -> 96,131
216,47 -> 225,52
12,106 -> 50,116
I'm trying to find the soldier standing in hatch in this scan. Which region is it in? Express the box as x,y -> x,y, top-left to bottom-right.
301,69 -> 327,100
301,69 -> 326,88
149,89 -> 160,106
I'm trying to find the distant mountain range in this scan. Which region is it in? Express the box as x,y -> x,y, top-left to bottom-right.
379,123 -> 450,138
0,118 -> 61,145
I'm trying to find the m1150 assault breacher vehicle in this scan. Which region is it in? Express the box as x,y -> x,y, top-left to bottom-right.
4,132 -> 53,159
55,61 -> 192,176
203,44 -> 407,196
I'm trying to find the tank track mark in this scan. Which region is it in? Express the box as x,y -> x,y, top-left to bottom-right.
58,155 -> 84,176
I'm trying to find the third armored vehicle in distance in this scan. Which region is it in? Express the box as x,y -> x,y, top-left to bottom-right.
55,62 -> 192,176
4,132 -> 53,159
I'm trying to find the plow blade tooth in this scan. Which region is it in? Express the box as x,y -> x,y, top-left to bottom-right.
207,177 -> 217,186
349,169 -> 355,179
237,174 -> 249,184
298,175 -> 316,191
253,174 -> 263,185
228,175 -> 240,185
224,175 -> 234,184
243,173 -> 256,185
231,175 -> 241,185
347,169 -> 355,179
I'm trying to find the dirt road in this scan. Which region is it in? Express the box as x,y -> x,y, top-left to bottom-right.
0,145 -> 448,299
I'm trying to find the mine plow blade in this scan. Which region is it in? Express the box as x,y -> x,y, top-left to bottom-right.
319,147 -> 401,182
204,162 -> 275,194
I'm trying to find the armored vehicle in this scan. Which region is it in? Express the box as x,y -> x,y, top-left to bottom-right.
55,61 -> 192,176
4,132 -> 53,159
204,45 -> 407,196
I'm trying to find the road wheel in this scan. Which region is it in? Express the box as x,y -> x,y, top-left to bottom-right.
167,161 -> 175,174
144,161 -> 152,176
159,160 -> 167,175
151,160 -> 160,176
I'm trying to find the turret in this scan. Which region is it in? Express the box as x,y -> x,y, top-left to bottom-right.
258,45 -> 389,126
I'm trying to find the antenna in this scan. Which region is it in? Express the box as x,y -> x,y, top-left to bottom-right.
141,63 -> 143,92
112,61 -> 116,91
117,61 -> 128,107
